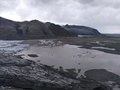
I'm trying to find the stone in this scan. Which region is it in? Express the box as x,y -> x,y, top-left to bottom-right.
27,54 -> 39,57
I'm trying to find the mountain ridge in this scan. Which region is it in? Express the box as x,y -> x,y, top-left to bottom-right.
0,17 -> 100,40
63,24 -> 100,35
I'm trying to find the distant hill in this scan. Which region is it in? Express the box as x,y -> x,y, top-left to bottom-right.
103,34 -> 120,37
63,24 -> 101,35
0,17 -> 101,40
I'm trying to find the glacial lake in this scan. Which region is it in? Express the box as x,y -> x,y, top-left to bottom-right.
0,40 -> 120,76
17,42 -> 120,76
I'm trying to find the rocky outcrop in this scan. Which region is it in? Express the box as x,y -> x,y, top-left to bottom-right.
85,69 -> 120,88
0,53 -> 111,90
0,53 -> 77,90
63,24 -> 101,35
0,17 -> 73,40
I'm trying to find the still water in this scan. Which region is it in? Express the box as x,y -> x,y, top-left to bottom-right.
18,44 -> 120,76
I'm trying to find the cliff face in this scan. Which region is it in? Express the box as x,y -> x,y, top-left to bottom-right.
63,25 -> 101,35
0,17 -> 73,40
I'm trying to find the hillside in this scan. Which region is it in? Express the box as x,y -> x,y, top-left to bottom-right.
0,17 -> 101,40
63,24 -> 101,35
0,17 -> 73,40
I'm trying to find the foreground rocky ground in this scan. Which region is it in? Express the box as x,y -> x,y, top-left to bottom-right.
0,53 -> 112,90
85,69 -> 120,88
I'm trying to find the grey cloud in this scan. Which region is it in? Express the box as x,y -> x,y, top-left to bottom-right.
78,0 -> 95,4
78,0 -> 120,9
37,0 -> 56,4
0,0 -> 120,33
26,0 -> 60,8
0,0 -> 19,12
17,0 -> 120,33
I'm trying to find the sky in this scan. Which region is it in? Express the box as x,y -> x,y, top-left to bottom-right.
0,0 -> 120,33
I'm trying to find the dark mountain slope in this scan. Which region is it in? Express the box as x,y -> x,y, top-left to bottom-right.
0,17 -> 73,40
63,24 -> 101,35
46,22 -> 73,37
0,17 -> 22,39
0,17 -> 101,40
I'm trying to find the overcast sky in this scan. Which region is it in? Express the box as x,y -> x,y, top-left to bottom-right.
0,0 -> 120,33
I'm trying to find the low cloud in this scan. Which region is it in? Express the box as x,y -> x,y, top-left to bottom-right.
79,0 -> 95,4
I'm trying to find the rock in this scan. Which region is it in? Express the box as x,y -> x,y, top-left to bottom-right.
27,54 -> 39,57
93,86 -> 108,90
0,86 -> 24,90
80,78 -> 112,90
78,69 -> 81,73
15,55 -> 24,59
66,68 -> 78,78
85,69 -> 120,88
